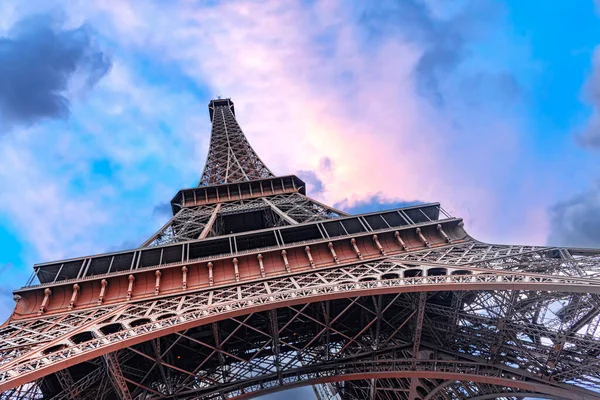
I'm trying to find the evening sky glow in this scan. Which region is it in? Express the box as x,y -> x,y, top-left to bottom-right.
1,2 -> 600,397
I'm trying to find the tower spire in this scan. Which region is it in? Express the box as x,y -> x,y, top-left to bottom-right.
199,98 -> 274,186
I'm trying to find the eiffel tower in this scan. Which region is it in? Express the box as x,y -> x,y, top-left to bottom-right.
1,98 -> 600,400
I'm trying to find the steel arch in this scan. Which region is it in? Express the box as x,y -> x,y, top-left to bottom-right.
2,262 -> 600,397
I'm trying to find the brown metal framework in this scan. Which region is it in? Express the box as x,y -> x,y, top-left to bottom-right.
1,98 -> 600,400
199,99 -> 273,186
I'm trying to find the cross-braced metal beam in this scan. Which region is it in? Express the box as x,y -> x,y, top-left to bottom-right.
199,99 -> 273,186
103,352 -> 132,400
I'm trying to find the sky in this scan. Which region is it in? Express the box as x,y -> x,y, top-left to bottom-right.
1,0 -> 600,398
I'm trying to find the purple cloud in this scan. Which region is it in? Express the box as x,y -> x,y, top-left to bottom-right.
0,14 -> 111,129
547,182 -> 600,248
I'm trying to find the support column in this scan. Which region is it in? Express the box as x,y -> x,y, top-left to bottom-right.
39,288 -> 51,315
394,231 -> 408,250
55,369 -> 79,400
199,203 -> 222,240
126,275 -> 135,301
212,323 -> 228,383
257,254 -> 266,277
350,238 -> 362,259
437,224 -> 451,243
409,292 -> 427,400
268,309 -> 283,385
328,242 -> 339,264
305,246 -> 315,268
233,258 -> 240,282
98,280 -> 108,305
281,250 -> 290,273
263,198 -> 298,225
103,352 -> 132,400
154,271 -> 162,295
51,365 -> 104,400
372,235 -> 386,255
181,266 -> 188,290
68,284 -> 80,311
208,262 -> 214,286
416,228 -> 430,247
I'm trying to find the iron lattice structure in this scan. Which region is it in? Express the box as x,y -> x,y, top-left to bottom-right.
199,99 -> 273,186
1,98 -> 600,400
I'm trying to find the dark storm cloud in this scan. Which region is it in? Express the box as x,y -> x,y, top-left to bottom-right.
107,239 -> 142,253
0,15 -> 111,129
0,264 -> 19,319
296,170 -> 324,193
547,183 -> 600,248
153,202 -> 173,218
578,50 -> 600,149
580,118 -> 600,148
319,156 -> 332,172
337,196 -> 422,215
359,0 -> 511,105
547,52 -> 600,247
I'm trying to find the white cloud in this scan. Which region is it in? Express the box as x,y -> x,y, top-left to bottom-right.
0,129 -> 109,261
0,53 -> 206,268
0,0 -> 556,280
71,0 -> 551,244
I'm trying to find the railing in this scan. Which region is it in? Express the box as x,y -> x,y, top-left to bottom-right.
23,203 -> 453,288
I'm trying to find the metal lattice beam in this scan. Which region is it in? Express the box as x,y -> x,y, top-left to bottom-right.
199,99 -> 274,186
3,98 -> 600,400
103,352 -> 132,400
4,259 -> 600,398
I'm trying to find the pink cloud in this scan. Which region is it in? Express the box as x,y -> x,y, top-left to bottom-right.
70,0 -> 551,244
144,0 -> 550,245
3,0 -> 554,251
0,133 -> 111,261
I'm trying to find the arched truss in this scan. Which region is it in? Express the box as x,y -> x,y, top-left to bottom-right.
2,250 -> 600,399
221,370 -> 578,400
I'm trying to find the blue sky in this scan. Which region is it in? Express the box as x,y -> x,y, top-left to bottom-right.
1,1 -> 600,397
